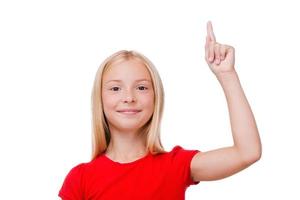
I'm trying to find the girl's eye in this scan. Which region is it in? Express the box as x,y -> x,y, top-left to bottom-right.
109,86 -> 148,91
110,87 -> 120,91
138,86 -> 148,90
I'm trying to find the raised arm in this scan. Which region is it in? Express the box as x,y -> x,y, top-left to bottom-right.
190,21 -> 262,181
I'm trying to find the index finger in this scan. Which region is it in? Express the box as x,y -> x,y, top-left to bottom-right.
207,21 -> 216,42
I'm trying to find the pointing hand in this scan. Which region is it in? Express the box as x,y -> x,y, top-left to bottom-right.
205,21 -> 236,77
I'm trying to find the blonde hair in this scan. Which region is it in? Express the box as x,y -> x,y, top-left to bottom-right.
91,50 -> 167,160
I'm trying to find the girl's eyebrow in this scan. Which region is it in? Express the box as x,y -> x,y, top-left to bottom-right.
104,79 -> 151,84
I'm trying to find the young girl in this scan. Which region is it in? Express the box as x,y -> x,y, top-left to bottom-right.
58,21 -> 262,200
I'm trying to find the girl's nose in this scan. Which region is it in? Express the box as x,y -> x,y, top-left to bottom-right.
123,90 -> 136,103
123,96 -> 136,103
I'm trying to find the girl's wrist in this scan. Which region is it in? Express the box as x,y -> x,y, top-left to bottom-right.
215,70 -> 238,83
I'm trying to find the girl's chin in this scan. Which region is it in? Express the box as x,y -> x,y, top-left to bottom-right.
112,120 -> 145,131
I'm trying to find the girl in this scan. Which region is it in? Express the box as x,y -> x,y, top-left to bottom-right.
58,21 -> 262,200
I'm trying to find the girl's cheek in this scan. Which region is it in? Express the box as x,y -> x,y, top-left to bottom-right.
102,94 -> 115,106
104,96 -> 117,104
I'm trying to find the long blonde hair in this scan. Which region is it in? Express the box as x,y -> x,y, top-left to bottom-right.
91,50 -> 167,160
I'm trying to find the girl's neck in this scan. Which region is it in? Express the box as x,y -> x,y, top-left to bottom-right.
104,130 -> 148,162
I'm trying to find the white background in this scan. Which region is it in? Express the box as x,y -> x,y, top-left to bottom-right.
0,0 -> 299,199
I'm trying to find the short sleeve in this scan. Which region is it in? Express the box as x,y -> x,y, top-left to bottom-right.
170,145 -> 201,187
58,163 -> 85,200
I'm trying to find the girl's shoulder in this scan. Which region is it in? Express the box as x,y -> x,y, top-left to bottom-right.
59,162 -> 88,199
64,162 -> 87,181
170,145 -> 200,154
157,145 -> 200,165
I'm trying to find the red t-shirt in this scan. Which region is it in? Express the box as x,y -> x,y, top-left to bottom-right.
59,145 -> 200,200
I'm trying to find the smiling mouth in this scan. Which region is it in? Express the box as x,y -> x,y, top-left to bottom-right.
117,110 -> 141,115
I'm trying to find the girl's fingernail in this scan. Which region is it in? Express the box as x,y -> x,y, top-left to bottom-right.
209,57 -> 213,61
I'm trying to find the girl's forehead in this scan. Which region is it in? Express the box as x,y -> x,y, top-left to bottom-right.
103,59 -> 152,81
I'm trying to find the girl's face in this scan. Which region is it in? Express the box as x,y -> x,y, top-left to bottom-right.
101,59 -> 154,133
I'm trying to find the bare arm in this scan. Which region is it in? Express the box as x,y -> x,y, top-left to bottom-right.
190,21 -> 262,181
